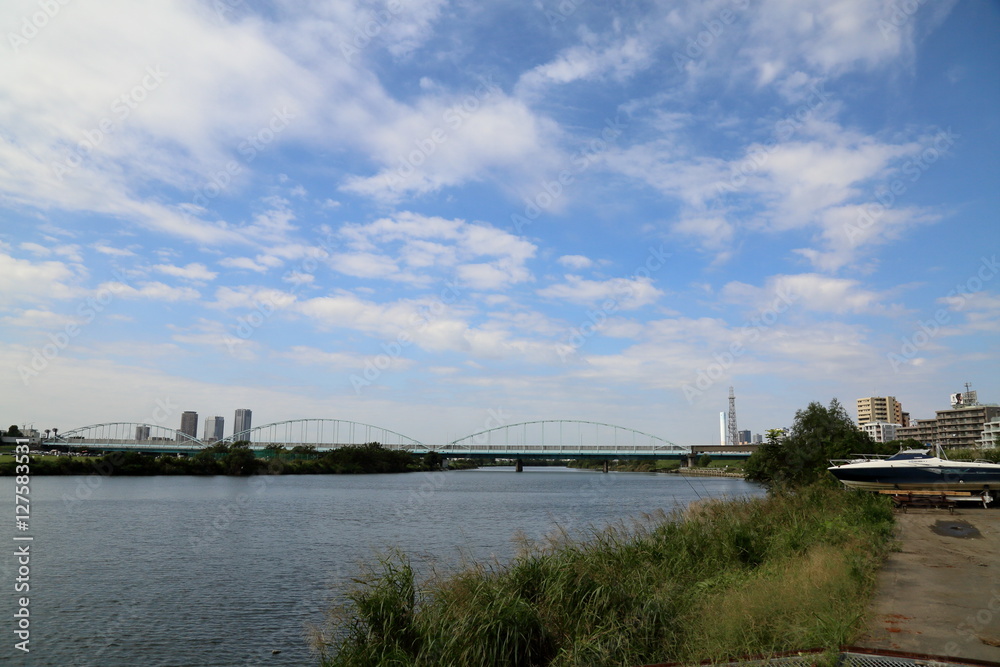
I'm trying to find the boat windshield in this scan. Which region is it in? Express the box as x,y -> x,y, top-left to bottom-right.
887,450 -> 932,461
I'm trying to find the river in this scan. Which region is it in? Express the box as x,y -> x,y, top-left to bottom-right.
1,468 -> 762,666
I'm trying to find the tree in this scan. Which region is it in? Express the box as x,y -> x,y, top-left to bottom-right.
745,400 -> 876,490
264,443 -> 286,459
697,453 -> 712,468
422,451 -> 443,471
222,441 -> 258,475
743,429 -> 787,489
7,425 -> 22,438
291,444 -> 318,459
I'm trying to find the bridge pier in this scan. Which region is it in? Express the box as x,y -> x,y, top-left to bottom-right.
515,458 -> 523,473
603,460 -> 609,474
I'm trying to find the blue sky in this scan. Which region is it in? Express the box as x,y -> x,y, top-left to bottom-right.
1,0 -> 998,445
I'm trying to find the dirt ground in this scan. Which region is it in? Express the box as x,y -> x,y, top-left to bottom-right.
856,507 -> 1000,663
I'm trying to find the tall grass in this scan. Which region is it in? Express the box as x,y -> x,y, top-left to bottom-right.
316,484 -> 894,666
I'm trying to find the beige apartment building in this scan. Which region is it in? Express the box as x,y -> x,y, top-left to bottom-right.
856,396 -> 904,426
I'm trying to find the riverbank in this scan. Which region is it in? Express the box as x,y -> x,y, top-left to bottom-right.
0,444 -> 439,476
670,467 -> 745,478
317,484 -> 894,666
568,459 -> 681,473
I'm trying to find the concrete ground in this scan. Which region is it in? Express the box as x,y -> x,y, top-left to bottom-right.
856,507 -> 1000,663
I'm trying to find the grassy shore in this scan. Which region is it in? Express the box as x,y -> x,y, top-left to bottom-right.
567,459 -> 682,473
317,483 -> 894,666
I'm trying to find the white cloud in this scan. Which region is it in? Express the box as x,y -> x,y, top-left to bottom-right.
340,93 -> 563,202
330,251 -> 404,280
100,281 -> 200,302
0,309 -> 81,330
92,243 -> 137,257
279,345 -> 413,371
153,262 -> 218,282
18,242 -> 83,263
211,286 -> 297,312
538,275 -> 663,310
721,273 -> 897,315
219,257 -> 272,273
557,255 -> 594,270
331,213 -> 536,289
0,251 -> 81,306
167,318 -> 257,360
795,203 -> 940,272
517,34 -> 655,92
940,291 -> 1000,334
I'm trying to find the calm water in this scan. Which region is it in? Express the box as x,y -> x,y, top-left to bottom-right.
1,468 -> 762,666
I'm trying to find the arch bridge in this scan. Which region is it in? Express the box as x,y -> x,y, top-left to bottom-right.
437,420 -> 688,459
42,419 -> 424,453
219,418 -> 422,451
41,419 -> 698,461
45,422 -> 205,452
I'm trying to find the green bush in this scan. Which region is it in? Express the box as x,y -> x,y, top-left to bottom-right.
317,485 -> 894,666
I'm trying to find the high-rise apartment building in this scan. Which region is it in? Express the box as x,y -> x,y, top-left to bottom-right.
857,396 -> 903,426
897,418 -> 938,445
135,425 -> 151,441
234,409 -> 252,437
935,404 -> 1000,449
204,416 -> 224,442
896,389 -> 1000,449
178,411 -> 198,441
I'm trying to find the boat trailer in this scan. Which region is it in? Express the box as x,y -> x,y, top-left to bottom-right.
880,489 -> 995,512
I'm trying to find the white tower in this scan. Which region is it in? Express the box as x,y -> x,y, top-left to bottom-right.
719,412 -> 726,446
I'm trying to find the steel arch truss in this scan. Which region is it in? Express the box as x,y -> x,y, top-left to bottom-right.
50,422 -> 205,448
442,420 -> 686,457
220,418 -> 423,451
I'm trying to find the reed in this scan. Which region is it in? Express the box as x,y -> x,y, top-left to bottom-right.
317,484 -> 894,666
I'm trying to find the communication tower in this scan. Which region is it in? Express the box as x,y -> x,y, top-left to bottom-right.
727,386 -> 738,447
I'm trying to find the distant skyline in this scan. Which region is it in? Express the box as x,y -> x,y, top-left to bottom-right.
1,1 -> 998,445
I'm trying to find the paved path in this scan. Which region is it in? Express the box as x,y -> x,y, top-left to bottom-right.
857,508 -> 1000,663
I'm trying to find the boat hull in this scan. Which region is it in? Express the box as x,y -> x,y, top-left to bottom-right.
829,465 -> 1000,492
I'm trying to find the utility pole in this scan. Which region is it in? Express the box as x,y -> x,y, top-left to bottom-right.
727,386 -> 738,447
